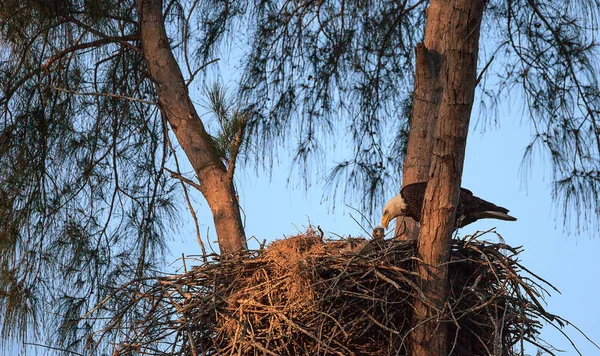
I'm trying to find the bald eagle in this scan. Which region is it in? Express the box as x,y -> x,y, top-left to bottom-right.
381,182 -> 516,229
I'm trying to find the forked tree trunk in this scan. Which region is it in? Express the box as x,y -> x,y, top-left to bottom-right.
136,0 -> 246,254
409,1 -> 486,355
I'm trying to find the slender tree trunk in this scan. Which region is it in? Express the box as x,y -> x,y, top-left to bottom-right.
136,0 -> 246,254
409,1 -> 486,355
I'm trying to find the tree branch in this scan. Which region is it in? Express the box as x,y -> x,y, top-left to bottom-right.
1,35 -> 139,105
163,167 -> 202,192
226,114 -> 248,182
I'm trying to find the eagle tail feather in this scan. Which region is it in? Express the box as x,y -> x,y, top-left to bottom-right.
474,211 -> 517,221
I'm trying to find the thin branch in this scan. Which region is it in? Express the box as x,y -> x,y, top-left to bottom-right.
24,343 -> 85,356
186,58 -> 221,86
226,114 -> 248,182
476,55 -> 495,85
163,123 -> 208,259
163,167 -> 202,192
65,15 -> 141,52
1,35 -> 139,105
38,83 -> 157,105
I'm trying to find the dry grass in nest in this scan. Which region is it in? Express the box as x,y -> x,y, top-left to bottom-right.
105,229 -> 578,355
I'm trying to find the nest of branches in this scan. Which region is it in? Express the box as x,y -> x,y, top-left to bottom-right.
109,229 -> 566,355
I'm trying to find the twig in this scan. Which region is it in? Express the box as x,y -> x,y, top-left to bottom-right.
38,82 -> 157,105
476,55 -> 495,85
24,343 -> 85,356
163,167 -> 202,192
164,124 -> 207,259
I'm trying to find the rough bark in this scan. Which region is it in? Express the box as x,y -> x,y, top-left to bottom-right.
410,1 -> 486,355
136,0 -> 246,254
394,44 -> 443,240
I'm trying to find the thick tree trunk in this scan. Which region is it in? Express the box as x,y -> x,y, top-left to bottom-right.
410,1 -> 486,355
136,0 -> 246,254
394,44 -> 443,240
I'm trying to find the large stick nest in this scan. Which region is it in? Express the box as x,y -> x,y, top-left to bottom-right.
109,229 -> 567,355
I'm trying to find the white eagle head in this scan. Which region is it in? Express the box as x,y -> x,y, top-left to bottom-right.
381,194 -> 408,229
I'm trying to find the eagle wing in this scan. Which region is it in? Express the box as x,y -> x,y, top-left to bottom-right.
400,183 -> 515,228
400,182 -> 428,222
458,188 -> 514,227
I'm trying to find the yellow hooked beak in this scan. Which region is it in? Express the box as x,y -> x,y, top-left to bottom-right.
381,212 -> 391,229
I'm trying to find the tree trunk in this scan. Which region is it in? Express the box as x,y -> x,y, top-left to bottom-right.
410,1 -> 486,355
394,44 -> 443,241
136,0 -> 246,254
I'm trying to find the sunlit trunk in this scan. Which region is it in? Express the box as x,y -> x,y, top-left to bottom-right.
137,0 -> 246,254
394,43 -> 443,241
406,1 -> 486,354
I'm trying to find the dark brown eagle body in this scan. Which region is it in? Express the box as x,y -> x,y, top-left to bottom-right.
400,182 -> 516,228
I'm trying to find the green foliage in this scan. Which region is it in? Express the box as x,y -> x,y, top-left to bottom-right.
240,1 -> 420,212
204,82 -> 249,166
484,0 -> 600,231
0,0 -> 180,352
238,0 -> 600,226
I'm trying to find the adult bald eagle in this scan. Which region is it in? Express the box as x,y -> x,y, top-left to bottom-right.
381,182 -> 516,229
